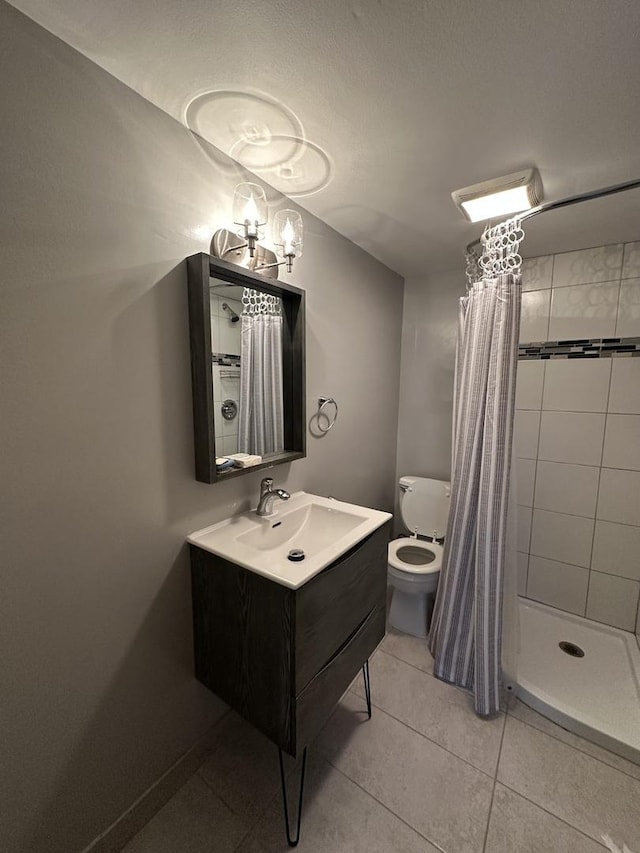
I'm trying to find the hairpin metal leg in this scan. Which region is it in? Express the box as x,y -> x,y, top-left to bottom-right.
362,659 -> 372,719
278,746 -> 307,847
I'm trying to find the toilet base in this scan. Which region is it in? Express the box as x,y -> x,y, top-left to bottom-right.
388,588 -> 434,638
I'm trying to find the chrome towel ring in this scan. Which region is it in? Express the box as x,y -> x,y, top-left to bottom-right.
317,396 -> 338,433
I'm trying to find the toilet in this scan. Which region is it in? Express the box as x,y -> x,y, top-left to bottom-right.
388,476 -> 451,638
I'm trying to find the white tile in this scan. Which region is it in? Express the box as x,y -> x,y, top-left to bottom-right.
209,293 -> 224,317
381,629 -> 434,674
354,651 -> 505,775
514,410 -> 540,459
521,255 -> 553,291
121,775 -> 247,853
602,414 -> 640,471
213,365 -> 241,403
508,698 -> 640,781
526,555 -> 589,615
597,468 -> 640,526
485,783 -> 606,853
211,364 -> 220,401
622,241 -> 640,279
552,244 -> 623,287
591,520 -> 640,581
198,711 -> 294,824
319,692 -> 494,853
548,281 -> 619,340
515,361 -> 545,410
220,434 -> 239,455
609,357 -> 640,414
517,505 -> 532,553
519,290 -> 550,343
586,571 -> 640,631
209,313 -> 220,352
616,278 -> 640,337
541,358 -> 610,413
530,509 -> 594,568
498,716 -> 640,848
538,411 -> 605,466
238,754 -> 439,853
515,458 -> 535,507
218,320 -> 242,356
220,407 -> 239,437
517,552 -> 529,596
219,373 -> 240,401
226,296 -> 243,314
533,461 -> 599,518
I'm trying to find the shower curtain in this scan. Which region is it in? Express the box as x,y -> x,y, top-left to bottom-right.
429,272 -> 521,715
237,291 -> 284,457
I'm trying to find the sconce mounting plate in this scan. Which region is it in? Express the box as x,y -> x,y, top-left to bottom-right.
210,229 -> 279,279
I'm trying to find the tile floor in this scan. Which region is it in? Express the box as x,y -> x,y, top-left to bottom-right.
121,630 -> 640,853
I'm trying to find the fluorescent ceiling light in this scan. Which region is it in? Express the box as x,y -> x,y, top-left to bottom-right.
452,168 -> 542,222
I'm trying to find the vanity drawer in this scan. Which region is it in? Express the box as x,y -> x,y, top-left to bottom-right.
294,521 -> 389,693
294,604 -> 385,753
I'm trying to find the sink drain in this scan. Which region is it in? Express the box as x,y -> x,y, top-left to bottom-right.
287,549 -> 305,562
559,641 -> 584,658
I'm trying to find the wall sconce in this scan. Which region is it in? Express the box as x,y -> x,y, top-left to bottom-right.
273,210 -> 303,273
211,185 -> 303,279
232,182 -> 267,257
451,168 -> 542,222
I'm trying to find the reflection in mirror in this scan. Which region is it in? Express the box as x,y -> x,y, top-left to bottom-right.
210,279 -> 284,457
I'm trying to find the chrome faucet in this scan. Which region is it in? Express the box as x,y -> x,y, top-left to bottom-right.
256,477 -> 291,517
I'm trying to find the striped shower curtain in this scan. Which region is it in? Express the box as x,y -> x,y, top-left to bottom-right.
237,311 -> 284,456
429,273 -> 521,715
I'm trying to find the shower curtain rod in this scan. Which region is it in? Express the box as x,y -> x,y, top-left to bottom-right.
465,176 -> 640,255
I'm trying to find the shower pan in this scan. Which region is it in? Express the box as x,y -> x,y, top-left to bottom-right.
514,598 -> 640,764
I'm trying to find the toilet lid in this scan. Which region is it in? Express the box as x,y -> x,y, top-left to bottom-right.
388,538 -> 443,574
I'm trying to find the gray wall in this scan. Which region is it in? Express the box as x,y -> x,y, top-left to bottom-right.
0,5 -> 403,852
394,268 -> 465,521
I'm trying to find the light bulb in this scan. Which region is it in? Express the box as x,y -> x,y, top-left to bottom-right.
232,183 -> 268,258
243,194 -> 259,237
272,208 -> 303,272
282,218 -> 296,256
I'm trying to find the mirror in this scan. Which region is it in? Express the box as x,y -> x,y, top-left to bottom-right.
186,253 -> 306,483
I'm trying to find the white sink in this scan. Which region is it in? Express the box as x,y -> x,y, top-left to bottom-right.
187,491 -> 392,588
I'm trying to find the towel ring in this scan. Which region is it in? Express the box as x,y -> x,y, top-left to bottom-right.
317,396 -> 338,433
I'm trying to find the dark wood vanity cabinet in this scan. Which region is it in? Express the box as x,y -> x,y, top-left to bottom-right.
190,520 -> 390,756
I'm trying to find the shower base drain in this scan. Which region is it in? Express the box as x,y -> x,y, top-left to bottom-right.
559,641 -> 585,658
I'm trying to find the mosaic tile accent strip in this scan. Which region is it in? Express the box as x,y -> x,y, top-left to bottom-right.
212,352 -> 241,366
519,337 -> 640,360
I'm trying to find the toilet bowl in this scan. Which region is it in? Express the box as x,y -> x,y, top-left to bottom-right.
387,477 -> 450,638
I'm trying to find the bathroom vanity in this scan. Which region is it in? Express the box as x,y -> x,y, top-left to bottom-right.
189,493 -> 391,756
188,491 -> 391,844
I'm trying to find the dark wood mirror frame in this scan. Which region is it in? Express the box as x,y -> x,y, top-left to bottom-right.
186,253 -> 306,484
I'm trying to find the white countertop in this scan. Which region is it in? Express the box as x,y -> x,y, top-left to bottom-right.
187,491 -> 392,589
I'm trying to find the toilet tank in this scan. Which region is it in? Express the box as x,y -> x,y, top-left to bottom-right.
399,476 -> 451,539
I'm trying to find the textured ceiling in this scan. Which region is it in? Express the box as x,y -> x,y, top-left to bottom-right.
8,0 -> 640,275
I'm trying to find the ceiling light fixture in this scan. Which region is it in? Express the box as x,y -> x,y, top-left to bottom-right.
452,168 -> 542,223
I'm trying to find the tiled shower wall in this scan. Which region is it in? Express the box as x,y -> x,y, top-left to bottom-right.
210,293 -> 242,455
515,240 -> 640,640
